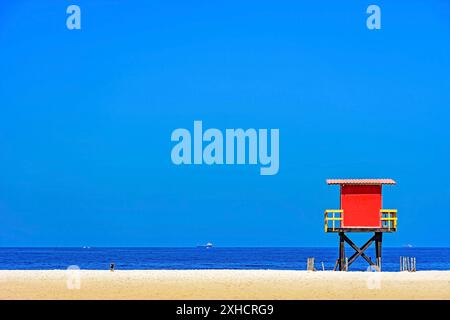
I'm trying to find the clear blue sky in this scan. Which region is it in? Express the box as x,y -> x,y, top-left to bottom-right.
0,0 -> 449,247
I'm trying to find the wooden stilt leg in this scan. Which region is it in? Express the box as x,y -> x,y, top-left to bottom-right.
339,232 -> 345,271
375,232 -> 382,271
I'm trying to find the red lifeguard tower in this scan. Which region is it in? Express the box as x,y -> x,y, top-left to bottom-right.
324,179 -> 397,271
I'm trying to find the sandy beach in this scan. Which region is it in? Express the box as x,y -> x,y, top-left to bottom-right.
1,270 -> 449,300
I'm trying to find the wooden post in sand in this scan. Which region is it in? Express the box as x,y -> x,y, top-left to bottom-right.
400,256 -> 416,272
307,258 -> 315,271
333,259 -> 339,271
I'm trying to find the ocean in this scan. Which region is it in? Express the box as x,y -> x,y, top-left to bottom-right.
0,247 -> 448,271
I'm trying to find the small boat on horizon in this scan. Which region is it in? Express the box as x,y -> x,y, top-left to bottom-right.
197,242 -> 213,249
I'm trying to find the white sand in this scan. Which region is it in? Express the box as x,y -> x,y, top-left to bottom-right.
0,270 -> 449,300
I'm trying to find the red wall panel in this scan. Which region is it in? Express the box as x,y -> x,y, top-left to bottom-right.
341,185 -> 382,228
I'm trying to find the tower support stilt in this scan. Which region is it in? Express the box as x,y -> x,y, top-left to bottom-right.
338,232 -> 382,271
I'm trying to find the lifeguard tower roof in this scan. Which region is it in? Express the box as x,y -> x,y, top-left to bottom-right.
326,179 -> 396,185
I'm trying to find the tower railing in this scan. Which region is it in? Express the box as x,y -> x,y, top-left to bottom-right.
380,209 -> 397,231
324,209 -> 398,232
324,209 -> 343,232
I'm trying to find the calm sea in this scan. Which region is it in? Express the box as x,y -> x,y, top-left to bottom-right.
0,247 -> 449,271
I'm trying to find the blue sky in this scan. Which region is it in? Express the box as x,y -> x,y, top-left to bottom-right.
0,0 -> 449,247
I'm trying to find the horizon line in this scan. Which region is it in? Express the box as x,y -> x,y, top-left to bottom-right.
0,246 -> 446,249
